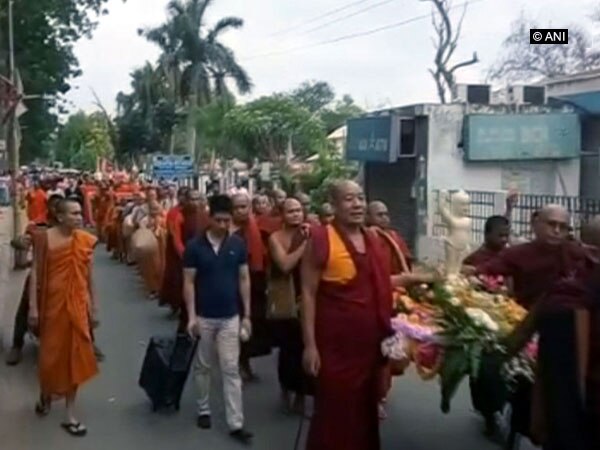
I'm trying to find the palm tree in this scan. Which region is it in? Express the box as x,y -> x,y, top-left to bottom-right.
141,0 -> 252,158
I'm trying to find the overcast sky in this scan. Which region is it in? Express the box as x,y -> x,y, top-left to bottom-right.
65,0 -> 598,114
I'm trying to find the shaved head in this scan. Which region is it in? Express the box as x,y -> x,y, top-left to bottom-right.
534,204 -> 571,245
328,180 -> 361,204
538,204 -> 569,221
327,180 -> 366,226
366,201 -> 390,228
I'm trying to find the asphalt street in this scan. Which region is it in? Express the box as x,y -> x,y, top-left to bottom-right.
0,250 -> 537,450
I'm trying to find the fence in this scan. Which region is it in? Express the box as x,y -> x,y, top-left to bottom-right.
432,190 -> 600,243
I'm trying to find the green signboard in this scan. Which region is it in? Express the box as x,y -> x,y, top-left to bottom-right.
346,116 -> 398,162
463,113 -> 580,161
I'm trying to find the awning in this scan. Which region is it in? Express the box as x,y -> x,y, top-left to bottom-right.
549,90 -> 600,115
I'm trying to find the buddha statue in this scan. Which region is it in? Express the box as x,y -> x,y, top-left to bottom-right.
438,190 -> 471,276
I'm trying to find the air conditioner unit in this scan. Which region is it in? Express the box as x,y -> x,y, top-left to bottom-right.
507,85 -> 546,105
455,84 -> 491,104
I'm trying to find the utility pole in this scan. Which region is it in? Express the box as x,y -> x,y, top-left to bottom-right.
7,0 -> 20,241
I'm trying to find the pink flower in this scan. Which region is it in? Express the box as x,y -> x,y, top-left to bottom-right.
415,343 -> 442,370
525,340 -> 538,360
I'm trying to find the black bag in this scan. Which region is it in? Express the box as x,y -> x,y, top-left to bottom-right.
139,333 -> 198,411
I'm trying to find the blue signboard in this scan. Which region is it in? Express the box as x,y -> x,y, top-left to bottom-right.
152,154 -> 195,179
345,116 -> 399,162
463,113 -> 580,161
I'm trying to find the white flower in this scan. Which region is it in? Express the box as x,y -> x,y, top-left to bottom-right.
465,308 -> 499,332
448,296 -> 461,306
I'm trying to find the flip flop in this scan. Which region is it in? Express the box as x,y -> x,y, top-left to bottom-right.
35,399 -> 51,417
61,422 -> 87,437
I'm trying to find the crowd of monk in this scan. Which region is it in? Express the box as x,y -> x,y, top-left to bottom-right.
6,175 -> 600,449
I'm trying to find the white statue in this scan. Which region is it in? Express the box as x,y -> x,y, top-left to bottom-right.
438,190 -> 471,276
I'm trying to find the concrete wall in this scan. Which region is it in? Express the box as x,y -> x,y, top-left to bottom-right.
416,103 -> 582,262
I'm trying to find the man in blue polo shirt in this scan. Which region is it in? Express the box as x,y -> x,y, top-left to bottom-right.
183,194 -> 253,445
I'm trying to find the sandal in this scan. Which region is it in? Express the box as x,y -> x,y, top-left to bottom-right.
61,422 -> 87,437
35,397 -> 51,417
378,402 -> 388,421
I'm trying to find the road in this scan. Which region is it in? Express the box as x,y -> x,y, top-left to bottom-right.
0,250 -> 536,450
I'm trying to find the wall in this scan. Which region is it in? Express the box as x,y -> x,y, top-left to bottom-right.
416,103 -> 581,261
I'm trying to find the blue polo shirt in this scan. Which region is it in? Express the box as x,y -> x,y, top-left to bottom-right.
183,233 -> 247,319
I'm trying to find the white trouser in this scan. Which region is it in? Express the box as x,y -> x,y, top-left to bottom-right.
194,315 -> 243,430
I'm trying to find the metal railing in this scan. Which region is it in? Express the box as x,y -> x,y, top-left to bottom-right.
432,190 -> 600,243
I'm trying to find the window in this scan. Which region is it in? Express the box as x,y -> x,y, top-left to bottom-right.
399,119 -> 416,157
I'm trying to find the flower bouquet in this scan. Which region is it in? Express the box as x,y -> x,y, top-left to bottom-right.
429,276 -> 532,413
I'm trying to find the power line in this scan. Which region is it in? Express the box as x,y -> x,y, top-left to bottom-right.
244,0 -> 484,61
302,0 -> 399,35
269,0 -> 373,37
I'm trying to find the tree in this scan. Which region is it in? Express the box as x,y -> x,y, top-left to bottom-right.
224,95 -> 327,164
114,62 -> 183,160
55,111 -> 114,171
0,0 -> 119,161
421,0 -> 479,103
489,14 -> 600,83
320,95 -> 364,133
141,0 -> 251,158
290,80 -> 335,113
194,98 -> 240,163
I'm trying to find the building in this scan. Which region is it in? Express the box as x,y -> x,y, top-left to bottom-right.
540,69 -> 600,198
345,99 -> 583,260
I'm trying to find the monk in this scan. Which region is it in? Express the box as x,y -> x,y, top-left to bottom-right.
366,201 -> 412,269
5,194 -> 63,366
137,201 -> 167,300
256,193 -> 283,236
318,202 -> 334,225
268,198 -> 312,414
252,194 -> 270,217
27,181 -> 48,224
301,180 -> 393,450
462,215 -> 512,435
469,205 -> 588,309
80,179 -> 97,227
159,187 -> 188,313
471,205 -> 592,448
28,198 -> 98,437
464,215 -> 510,266
232,193 -> 271,381
296,192 -> 319,225
366,200 -> 438,418
94,185 -> 114,243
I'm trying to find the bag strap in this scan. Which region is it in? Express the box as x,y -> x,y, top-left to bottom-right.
373,227 -> 410,274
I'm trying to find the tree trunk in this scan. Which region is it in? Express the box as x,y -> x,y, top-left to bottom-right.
168,128 -> 176,155
186,64 -> 199,157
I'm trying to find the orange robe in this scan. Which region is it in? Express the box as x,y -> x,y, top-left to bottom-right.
159,206 -> 185,308
81,184 -> 97,226
34,229 -> 98,396
27,189 -> 47,224
95,192 -> 114,243
138,215 -> 167,294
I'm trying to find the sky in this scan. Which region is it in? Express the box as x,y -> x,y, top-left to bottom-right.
65,0 -> 599,114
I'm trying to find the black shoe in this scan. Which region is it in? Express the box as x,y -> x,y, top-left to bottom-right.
197,415 -> 212,429
230,429 -> 253,445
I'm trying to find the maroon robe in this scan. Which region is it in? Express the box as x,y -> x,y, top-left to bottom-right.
477,240 -> 588,309
306,224 -> 393,450
464,245 -> 501,266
